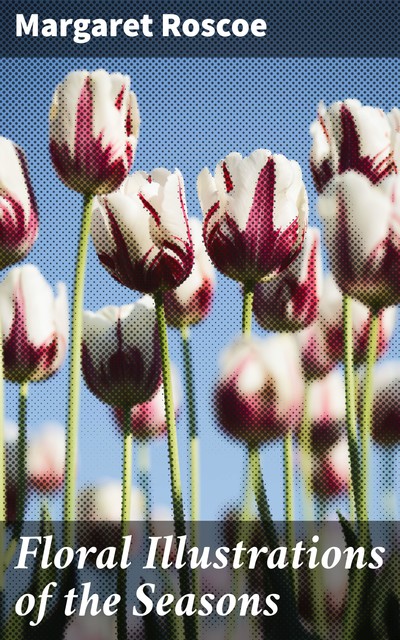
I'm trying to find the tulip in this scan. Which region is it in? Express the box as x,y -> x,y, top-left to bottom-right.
0,265 -> 68,383
76,481 -> 143,550
318,172 -> 400,312
308,371 -> 345,453
371,361 -> 400,447
82,297 -> 161,409
312,440 -> 350,499
0,137 -> 39,270
297,274 -> 395,380
27,423 -> 65,493
198,149 -> 308,285
254,227 -> 322,333
215,334 -> 304,447
91,169 -> 194,294
164,218 -> 215,327
310,99 -> 395,193
50,70 -> 140,195
114,365 -> 181,441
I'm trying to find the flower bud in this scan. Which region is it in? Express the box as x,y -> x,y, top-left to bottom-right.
92,169 -> 194,293
164,218 -> 215,327
215,334 -> 303,447
312,440 -> 350,499
308,371 -> 345,453
50,70 -> 140,194
0,265 -> 68,383
82,297 -> 161,408
254,227 -> 322,333
198,149 -> 308,284
0,137 -> 38,269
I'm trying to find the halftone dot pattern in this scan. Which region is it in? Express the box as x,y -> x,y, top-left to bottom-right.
0,50 -> 399,639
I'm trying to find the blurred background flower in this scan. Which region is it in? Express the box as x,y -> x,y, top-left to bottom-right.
215,334 -> 304,447
27,422 -> 65,493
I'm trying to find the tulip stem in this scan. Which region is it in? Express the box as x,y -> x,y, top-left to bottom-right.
180,325 -> 200,523
360,311 -> 379,522
14,381 -> 29,539
138,440 -> 151,522
118,405 -> 133,640
64,193 -> 94,544
0,319 -> 6,593
154,292 -> 195,640
242,282 -> 255,336
342,295 -> 361,519
284,431 -> 297,596
299,381 -> 313,521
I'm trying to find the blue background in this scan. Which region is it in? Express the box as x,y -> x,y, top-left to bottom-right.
0,57 -> 398,520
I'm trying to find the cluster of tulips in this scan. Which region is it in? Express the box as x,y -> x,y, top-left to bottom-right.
0,69 -> 399,638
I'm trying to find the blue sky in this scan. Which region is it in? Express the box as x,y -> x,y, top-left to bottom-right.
0,57 -> 399,520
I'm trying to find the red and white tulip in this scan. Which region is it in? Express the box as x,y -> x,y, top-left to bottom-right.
27,423 -> 65,493
254,227 -> 322,333
50,70 -> 140,194
308,370 -> 346,453
310,99 -> 395,193
198,149 -> 308,284
164,218 -> 215,327
371,361 -> 400,447
215,335 -> 304,446
319,172 -> 400,311
0,137 -> 38,269
312,440 -> 350,499
82,297 -> 161,408
0,265 -> 68,383
91,169 -> 194,294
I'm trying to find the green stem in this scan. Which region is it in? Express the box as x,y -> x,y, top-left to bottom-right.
14,381 -> 29,539
154,292 -> 195,640
118,405 -> 133,640
242,282 -> 255,336
299,381 -> 313,521
342,295 -> 361,520
180,325 -> 199,523
0,318 -> 6,594
138,440 -> 151,522
249,446 -> 279,549
284,431 -> 297,596
360,311 -> 379,522
64,193 -> 94,544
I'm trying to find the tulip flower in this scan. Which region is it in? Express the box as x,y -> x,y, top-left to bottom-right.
76,482 -> 143,544
254,227 -> 322,333
297,274 -> 395,380
198,149 -> 308,285
27,423 -> 65,493
0,265 -> 68,383
312,440 -> 350,499
114,365 -> 181,441
318,172 -> 400,312
50,70 -> 140,195
82,297 -> 161,409
215,334 -> 304,447
164,218 -> 215,327
371,361 -> 400,447
310,99 -> 395,193
0,137 -> 39,270
91,168 -> 194,294
308,371 -> 346,453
